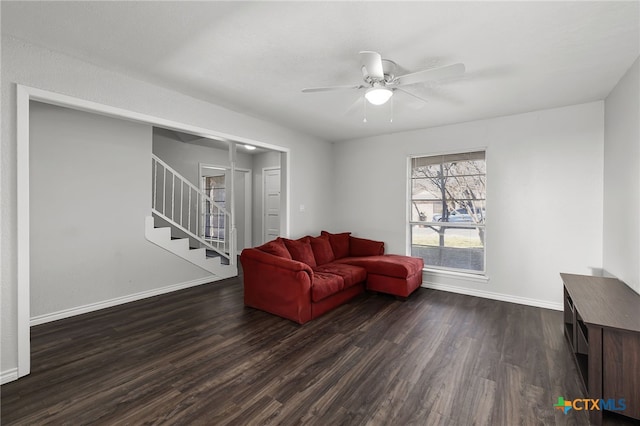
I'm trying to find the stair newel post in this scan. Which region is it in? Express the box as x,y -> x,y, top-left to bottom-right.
171,173 -> 175,221
162,165 -> 167,215
229,142 -> 237,265
152,158 -> 157,211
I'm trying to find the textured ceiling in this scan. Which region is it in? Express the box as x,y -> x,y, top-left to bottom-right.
2,1 -> 639,142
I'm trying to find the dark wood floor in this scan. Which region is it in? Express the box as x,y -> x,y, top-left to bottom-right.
2,277 -> 636,425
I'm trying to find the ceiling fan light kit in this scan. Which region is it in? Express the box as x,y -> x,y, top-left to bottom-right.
365,86 -> 393,105
302,50 -> 465,116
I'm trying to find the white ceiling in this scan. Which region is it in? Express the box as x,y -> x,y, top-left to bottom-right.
3,1 -> 639,142
154,127 -> 270,155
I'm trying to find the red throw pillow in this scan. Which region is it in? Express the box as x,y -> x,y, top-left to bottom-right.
321,231 -> 351,259
308,235 -> 335,265
349,236 -> 384,257
256,237 -> 292,259
282,237 -> 317,267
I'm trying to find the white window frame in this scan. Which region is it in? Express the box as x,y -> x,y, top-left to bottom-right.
407,149 -> 487,277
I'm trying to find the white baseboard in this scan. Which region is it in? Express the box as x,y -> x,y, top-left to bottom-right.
30,275 -> 221,326
1,368 -> 18,385
422,282 -> 563,311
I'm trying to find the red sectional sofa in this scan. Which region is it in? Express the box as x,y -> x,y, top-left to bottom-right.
240,231 -> 424,324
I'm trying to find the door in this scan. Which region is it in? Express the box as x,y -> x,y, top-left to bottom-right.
200,165 -> 252,251
202,172 -> 227,243
263,167 -> 281,243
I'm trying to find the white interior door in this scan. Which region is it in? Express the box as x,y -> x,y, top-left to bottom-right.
200,164 -> 252,251
263,167 -> 281,243
201,171 -> 227,243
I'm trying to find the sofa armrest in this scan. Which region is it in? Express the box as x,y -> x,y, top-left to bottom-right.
240,248 -> 314,324
349,236 -> 385,257
240,248 -> 313,274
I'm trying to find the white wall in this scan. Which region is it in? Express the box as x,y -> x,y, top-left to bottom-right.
29,102 -> 212,318
332,102 -> 605,309
1,36 -> 334,376
603,57 -> 640,294
152,129 -> 254,183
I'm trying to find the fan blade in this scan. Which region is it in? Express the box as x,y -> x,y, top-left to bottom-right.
395,87 -> 429,104
302,85 -> 363,93
359,51 -> 384,79
344,95 -> 364,116
396,63 -> 466,86
419,85 -> 464,106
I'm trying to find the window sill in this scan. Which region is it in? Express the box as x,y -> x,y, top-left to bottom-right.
422,268 -> 489,284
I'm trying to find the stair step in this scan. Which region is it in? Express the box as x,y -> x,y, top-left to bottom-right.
184,248 -> 218,264
167,239 -> 190,254
145,216 -> 236,277
206,250 -> 230,265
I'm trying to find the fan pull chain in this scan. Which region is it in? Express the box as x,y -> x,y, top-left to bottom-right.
390,96 -> 394,123
363,97 -> 367,123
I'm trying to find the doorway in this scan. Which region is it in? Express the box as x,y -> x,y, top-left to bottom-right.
15,85 -> 291,380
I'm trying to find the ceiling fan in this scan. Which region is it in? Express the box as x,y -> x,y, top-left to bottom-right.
302,51 -> 465,106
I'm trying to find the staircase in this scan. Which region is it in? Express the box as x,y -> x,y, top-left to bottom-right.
145,154 -> 237,279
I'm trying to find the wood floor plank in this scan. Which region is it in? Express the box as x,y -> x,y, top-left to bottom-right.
2,278 -> 636,425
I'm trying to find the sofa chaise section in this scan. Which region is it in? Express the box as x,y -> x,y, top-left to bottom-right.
335,255 -> 424,299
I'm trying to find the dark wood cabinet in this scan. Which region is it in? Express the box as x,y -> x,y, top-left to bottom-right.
561,273 -> 640,425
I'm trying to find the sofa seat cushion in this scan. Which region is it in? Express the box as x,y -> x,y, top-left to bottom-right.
313,263 -> 367,289
336,255 -> 423,278
311,272 -> 344,302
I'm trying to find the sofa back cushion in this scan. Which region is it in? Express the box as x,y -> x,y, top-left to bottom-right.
308,235 -> 335,265
349,236 -> 385,257
321,231 -> 351,259
282,237 -> 317,267
256,237 -> 292,259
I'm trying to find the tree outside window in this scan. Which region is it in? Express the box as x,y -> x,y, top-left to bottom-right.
410,151 -> 486,273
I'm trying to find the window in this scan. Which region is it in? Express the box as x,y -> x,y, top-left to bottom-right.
409,151 -> 486,274
203,174 -> 226,242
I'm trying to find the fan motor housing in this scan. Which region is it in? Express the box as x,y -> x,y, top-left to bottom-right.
362,59 -> 398,84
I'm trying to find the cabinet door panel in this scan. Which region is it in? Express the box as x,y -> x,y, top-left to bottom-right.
603,330 -> 640,420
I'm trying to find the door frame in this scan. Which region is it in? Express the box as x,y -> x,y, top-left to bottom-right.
14,84 -> 290,381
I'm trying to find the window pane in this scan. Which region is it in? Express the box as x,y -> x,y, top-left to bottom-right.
411,224 -> 485,272
409,151 -> 486,273
410,200 -> 443,222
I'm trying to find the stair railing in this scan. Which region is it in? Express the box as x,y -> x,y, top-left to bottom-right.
151,154 -> 234,263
